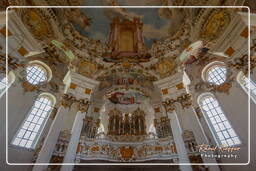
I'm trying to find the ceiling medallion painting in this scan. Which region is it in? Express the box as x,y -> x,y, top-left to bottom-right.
200,9 -> 230,40
105,89 -> 149,105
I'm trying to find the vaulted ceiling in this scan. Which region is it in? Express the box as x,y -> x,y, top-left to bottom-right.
2,0 -> 245,103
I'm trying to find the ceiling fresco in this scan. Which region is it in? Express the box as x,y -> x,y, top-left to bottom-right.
8,0 -> 239,104
72,0 -> 173,48
105,89 -> 149,105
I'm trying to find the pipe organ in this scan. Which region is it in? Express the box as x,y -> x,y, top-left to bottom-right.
107,108 -> 146,137
81,117 -> 100,138
154,117 -> 172,138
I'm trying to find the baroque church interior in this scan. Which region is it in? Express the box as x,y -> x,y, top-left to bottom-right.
0,0 -> 256,171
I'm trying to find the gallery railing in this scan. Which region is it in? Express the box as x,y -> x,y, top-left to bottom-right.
75,137 -> 178,162
50,131 -> 200,163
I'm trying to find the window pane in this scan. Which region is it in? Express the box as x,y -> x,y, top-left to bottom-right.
207,65 -> 227,85
26,65 -> 47,85
0,77 -> 7,90
241,75 -> 256,102
199,95 -> 241,146
11,96 -> 53,149
0,74 -> 14,96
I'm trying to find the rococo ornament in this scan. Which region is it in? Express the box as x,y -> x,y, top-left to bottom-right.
60,93 -> 76,108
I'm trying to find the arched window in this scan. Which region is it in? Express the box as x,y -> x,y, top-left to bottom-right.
198,93 -> 241,146
11,93 -> 56,149
237,71 -> 256,103
0,71 -> 15,97
26,61 -> 52,85
202,61 -> 227,85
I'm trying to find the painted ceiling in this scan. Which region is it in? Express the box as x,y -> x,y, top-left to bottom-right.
73,0 -> 173,48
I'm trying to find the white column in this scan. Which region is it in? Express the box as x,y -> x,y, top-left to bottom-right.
32,106 -> 69,171
169,111 -> 193,171
185,107 -> 209,144
185,107 -> 220,171
60,111 -> 86,171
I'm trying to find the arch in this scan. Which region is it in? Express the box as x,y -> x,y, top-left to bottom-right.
11,93 -> 55,149
201,61 -> 227,85
198,92 -> 241,146
38,92 -> 56,106
26,60 -> 52,85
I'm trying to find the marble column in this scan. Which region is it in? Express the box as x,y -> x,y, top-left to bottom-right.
184,107 -> 220,171
168,111 -> 193,171
32,94 -> 74,171
60,110 -> 86,171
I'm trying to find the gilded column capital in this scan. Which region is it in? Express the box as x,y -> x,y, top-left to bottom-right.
60,93 -> 76,108
162,99 -> 176,112
176,93 -> 192,109
162,93 -> 193,111
77,99 -> 90,113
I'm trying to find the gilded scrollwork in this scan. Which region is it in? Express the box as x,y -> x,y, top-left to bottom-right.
21,9 -> 54,40
163,93 -> 193,110
162,99 -> 176,112
77,98 -> 89,113
227,54 -> 249,75
60,93 -> 76,108
0,53 -> 24,73
70,137 -> 180,162
194,79 -> 233,94
176,93 -> 192,109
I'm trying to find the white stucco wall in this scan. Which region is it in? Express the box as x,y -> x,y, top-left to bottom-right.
0,81 -> 54,170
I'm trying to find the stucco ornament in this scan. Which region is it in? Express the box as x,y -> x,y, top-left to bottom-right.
60,93 -> 76,108
22,9 -> 53,40
176,93 -> 192,109
77,99 -> 89,113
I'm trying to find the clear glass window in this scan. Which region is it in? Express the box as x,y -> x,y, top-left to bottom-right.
241,74 -> 256,102
11,96 -> 53,149
0,72 -> 15,97
206,65 -> 227,85
199,94 -> 241,146
0,76 -> 7,94
26,65 -> 47,85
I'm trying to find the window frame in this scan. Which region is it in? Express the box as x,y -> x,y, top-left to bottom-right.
11,93 -> 56,149
237,71 -> 256,104
198,93 -> 242,147
202,61 -> 227,86
25,60 -> 52,86
0,71 -> 15,98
